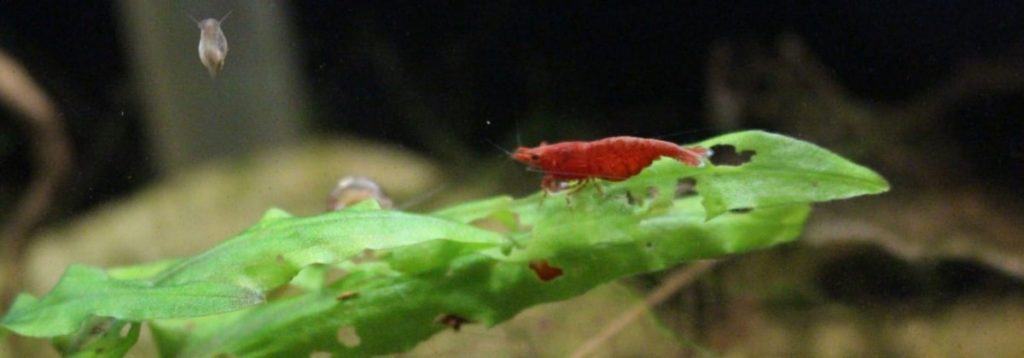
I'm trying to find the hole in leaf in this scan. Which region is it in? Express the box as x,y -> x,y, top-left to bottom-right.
436,314 -> 472,331
708,145 -> 755,166
119,324 -> 132,337
625,191 -> 638,205
336,291 -> 359,301
529,260 -> 563,281
646,186 -> 659,200
336,326 -> 361,347
89,323 -> 107,335
676,178 -> 697,197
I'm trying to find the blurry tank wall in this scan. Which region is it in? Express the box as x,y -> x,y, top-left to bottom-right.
116,0 -> 307,172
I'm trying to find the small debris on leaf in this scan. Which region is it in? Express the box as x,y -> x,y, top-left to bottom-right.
676,178 -> 697,197
351,249 -> 376,264
436,314 -> 472,331
529,260 -> 564,281
336,291 -> 359,301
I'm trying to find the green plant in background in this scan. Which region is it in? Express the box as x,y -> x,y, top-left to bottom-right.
0,131 -> 888,357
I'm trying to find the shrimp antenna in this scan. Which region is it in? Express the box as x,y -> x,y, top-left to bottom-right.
514,120 -> 523,147
185,11 -> 201,26
650,127 -> 716,142
219,10 -> 233,23
396,183 -> 451,210
482,138 -> 513,156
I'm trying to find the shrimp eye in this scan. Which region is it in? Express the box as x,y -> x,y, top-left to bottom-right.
530,154 -> 540,161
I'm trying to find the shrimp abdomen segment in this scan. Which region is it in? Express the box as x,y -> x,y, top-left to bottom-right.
585,136 -> 700,181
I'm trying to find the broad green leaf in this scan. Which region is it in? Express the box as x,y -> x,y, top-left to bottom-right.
431,195 -> 513,223
151,204 -> 505,288
1,266 -> 262,337
608,130 -> 889,218
2,206 -> 506,338
172,197 -> 810,357
106,259 -> 182,280
0,130 -> 889,357
695,130 -> 889,217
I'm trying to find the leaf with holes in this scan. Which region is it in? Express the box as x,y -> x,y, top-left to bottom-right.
608,130 -> 889,218
156,197 -> 811,357
0,130 -> 888,357
1,202 -> 506,338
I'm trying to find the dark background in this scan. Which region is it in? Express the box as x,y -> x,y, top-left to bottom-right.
1,0 -> 1022,225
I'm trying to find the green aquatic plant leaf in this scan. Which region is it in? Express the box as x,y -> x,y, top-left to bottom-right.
1,205 -> 505,338
169,199 -> 810,357
608,130 -> 889,218
0,131 -> 888,357
695,130 -> 889,217
0,266 -> 263,337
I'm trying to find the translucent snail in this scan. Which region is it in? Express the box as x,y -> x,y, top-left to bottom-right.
190,11 -> 231,77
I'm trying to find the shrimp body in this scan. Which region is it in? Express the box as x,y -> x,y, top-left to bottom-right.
513,136 -> 710,191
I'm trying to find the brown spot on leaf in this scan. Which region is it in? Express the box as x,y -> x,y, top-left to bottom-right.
529,260 -> 564,281
336,326 -> 361,347
646,186 -> 659,200
708,144 -> 756,166
470,215 -> 516,233
676,178 -> 697,197
351,249 -> 376,263
324,266 -> 349,284
336,291 -> 359,301
436,314 -> 472,331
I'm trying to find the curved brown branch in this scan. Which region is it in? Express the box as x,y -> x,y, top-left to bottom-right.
571,260 -> 717,358
0,49 -> 72,306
